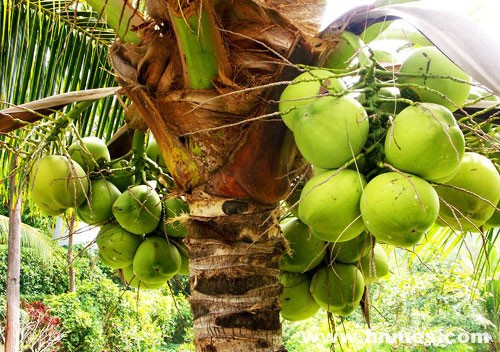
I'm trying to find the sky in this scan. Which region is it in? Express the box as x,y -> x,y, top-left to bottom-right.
321,0 -> 500,37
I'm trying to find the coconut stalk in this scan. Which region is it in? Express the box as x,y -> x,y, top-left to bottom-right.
67,213 -> 77,293
85,0 -> 144,44
109,0 -> 321,349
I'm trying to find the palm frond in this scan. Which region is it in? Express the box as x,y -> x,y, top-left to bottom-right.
394,224 -> 500,299
0,0 -> 125,138
27,0 -> 120,46
0,0 -> 127,211
0,87 -> 119,133
0,215 -> 61,265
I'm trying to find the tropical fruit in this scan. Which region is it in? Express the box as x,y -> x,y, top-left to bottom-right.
96,223 -> 142,269
310,263 -> 365,316
280,218 -> 326,273
467,86 -> 499,102
298,169 -> 366,242
292,95 -> 369,169
108,159 -> 135,192
34,202 -> 66,216
279,272 -> 320,321
279,69 -> 346,129
29,155 -> 89,215
68,136 -> 110,172
122,265 -> 165,290
434,152 -> 500,232
373,48 -> 399,65
329,232 -> 372,264
360,172 -> 439,247
112,185 -> 162,235
162,198 -> 189,238
132,236 -> 182,283
77,179 -> 121,224
146,137 -> 167,168
171,240 -> 189,276
398,46 -> 471,111
358,244 -> 390,283
312,166 -> 328,176
385,103 -> 465,182
371,20 -> 432,48
323,36 -> 357,70
175,242 -> 190,276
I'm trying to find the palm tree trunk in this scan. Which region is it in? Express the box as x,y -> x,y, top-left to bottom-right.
67,214 -> 76,293
4,158 -> 21,352
110,1 -> 322,350
187,199 -> 285,351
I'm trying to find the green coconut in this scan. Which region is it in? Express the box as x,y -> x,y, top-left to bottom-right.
96,223 -> 143,269
280,218 -> 326,273
298,169 -> 366,242
112,185 -> 162,235
132,236 -> 182,284
360,172 -> 439,247
29,155 -> 89,215
279,272 -> 320,321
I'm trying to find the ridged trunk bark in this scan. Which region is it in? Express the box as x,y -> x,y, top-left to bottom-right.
187,192 -> 285,351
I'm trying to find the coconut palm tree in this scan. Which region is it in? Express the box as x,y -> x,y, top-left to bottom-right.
1,0 -> 500,351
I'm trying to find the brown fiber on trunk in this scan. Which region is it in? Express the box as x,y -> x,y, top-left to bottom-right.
186,194 -> 285,351
110,1 -> 329,350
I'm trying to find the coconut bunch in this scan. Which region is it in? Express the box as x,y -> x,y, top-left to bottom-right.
278,219 -> 389,321
28,134 -> 190,290
276,44 -> 500,321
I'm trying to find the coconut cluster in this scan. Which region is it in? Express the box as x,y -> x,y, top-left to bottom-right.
29,135 -> 190,290
277,46 -> 500,321
278,219 -> 389,321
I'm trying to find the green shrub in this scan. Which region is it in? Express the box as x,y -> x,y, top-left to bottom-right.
44,291 -> 104,351
44,276 -> 194,351
151,289 -> 192,344
0,236 -> 193,351
0,245 -> 68,299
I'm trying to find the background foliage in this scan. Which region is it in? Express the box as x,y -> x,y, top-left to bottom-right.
282,243 -> 498,352
0,241 -> 193,351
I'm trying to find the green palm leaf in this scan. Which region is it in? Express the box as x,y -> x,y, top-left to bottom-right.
0,0 -> 127,214
0,0 -> 125,141
0,215 -> 60,265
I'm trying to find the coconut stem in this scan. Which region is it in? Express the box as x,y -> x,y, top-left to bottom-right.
132,129 -> 146,155
186,193 -> 285,352
85,0 -> 144,44
46,101 -> 93,143
168,1 -> 230,89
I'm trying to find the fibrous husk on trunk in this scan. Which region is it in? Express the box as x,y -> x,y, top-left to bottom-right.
110,0 -> 322,199
187,194 -> 285,351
